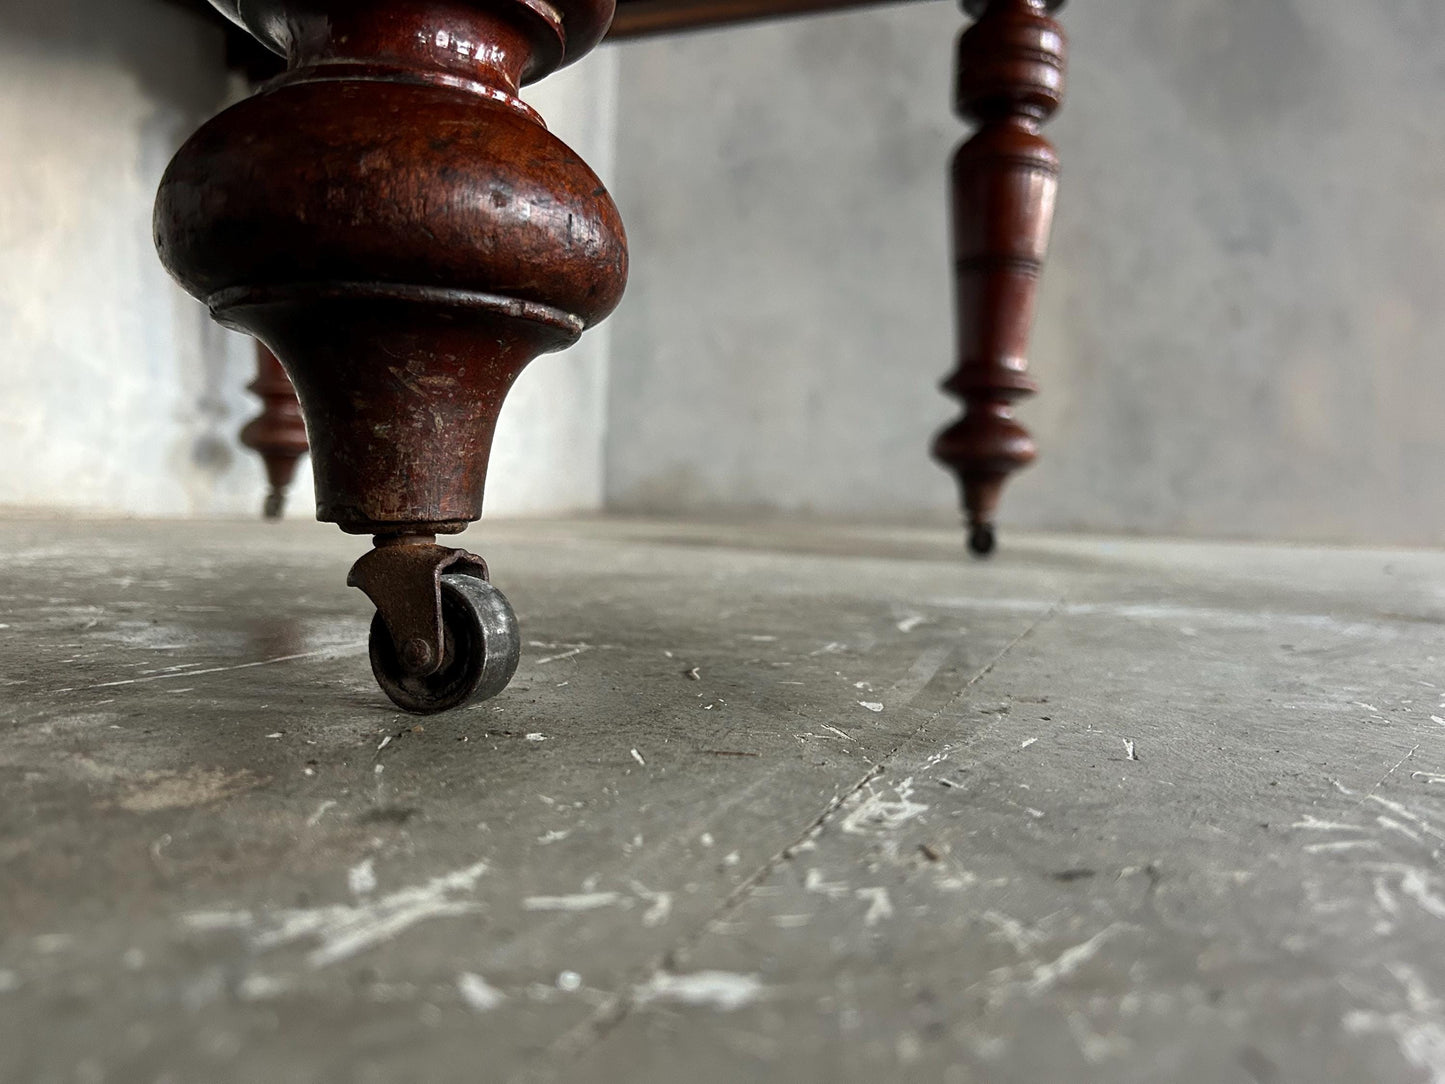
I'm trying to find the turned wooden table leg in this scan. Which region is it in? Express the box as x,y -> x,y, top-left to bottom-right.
239,344 -> 308,520
933,0 -> 1066,556
155,0 -> 626,712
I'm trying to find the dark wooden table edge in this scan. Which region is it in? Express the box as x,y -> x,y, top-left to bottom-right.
608,0 -> 929,39
161,0 -> 938,60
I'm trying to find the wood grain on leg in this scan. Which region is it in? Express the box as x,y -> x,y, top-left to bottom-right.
155,0 -> 627,538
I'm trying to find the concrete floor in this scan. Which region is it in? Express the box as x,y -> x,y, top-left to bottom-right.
2,516 -> 1445,1083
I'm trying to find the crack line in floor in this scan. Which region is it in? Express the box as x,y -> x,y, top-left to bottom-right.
524,597 -> 1064,1080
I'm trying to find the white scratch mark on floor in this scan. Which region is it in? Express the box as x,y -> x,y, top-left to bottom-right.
1024,925 -> 1127,997
72,645 -> 366,691
630,748 -> 646,767
1399,871 -> 1445,921
819,724 -> 854,742
1292,815 -> 1365,832
182,861 -> 488,969
633,971 -> 766,1012
348,859 -> 377,898
858,701 -> 884,713
983,911 -> 1045,955
457,972 -> 506,1012
1344,965 -> 1445,1084
237,973 -> 291,1001
1305,840 -> 1382,854
1369,794 -> 1445,845
896,615 -> 927,633
804,868 -> 850,900
522,892 -> 622,912
533,646 -> 590,666
630,883 -> 673,928
840,777 -> 928,835
1375,877 -> 1400,916
856,886 -> 894,927
1377,816 -> 1425,844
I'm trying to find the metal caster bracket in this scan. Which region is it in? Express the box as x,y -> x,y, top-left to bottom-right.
347,540 -> 491,680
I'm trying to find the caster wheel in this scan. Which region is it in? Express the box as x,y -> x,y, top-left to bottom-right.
368,573 -> 521,714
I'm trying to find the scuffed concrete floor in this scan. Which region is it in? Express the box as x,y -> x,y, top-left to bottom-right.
3,516 -> 1445,1083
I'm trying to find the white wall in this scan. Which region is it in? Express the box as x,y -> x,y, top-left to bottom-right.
606,1 -> 1445,546
0,0 -> 248,516
14,0 -> 1444,546
0,0 -> 618,521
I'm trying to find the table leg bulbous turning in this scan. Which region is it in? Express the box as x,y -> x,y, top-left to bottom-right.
156,0 -> 627,712
934,0 -> 1065,556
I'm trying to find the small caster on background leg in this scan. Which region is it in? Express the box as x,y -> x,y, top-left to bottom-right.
349,539 -> 521,715
968,521 -> 996,558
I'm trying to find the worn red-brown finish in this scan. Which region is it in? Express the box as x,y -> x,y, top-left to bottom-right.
156,0 -> 627,537
934,0 -> 1065,555
238,344 -> 308,519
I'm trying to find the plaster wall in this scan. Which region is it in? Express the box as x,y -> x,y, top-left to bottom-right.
606,1 -> 1445,545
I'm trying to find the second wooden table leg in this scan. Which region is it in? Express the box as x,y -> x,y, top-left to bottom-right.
934,0 -> 1066,555
239,344 -> 308,520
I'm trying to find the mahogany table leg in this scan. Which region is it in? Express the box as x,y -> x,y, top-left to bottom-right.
155,0 -> 627,712
933,0 -> 1066,556
239,343 -> 308,520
